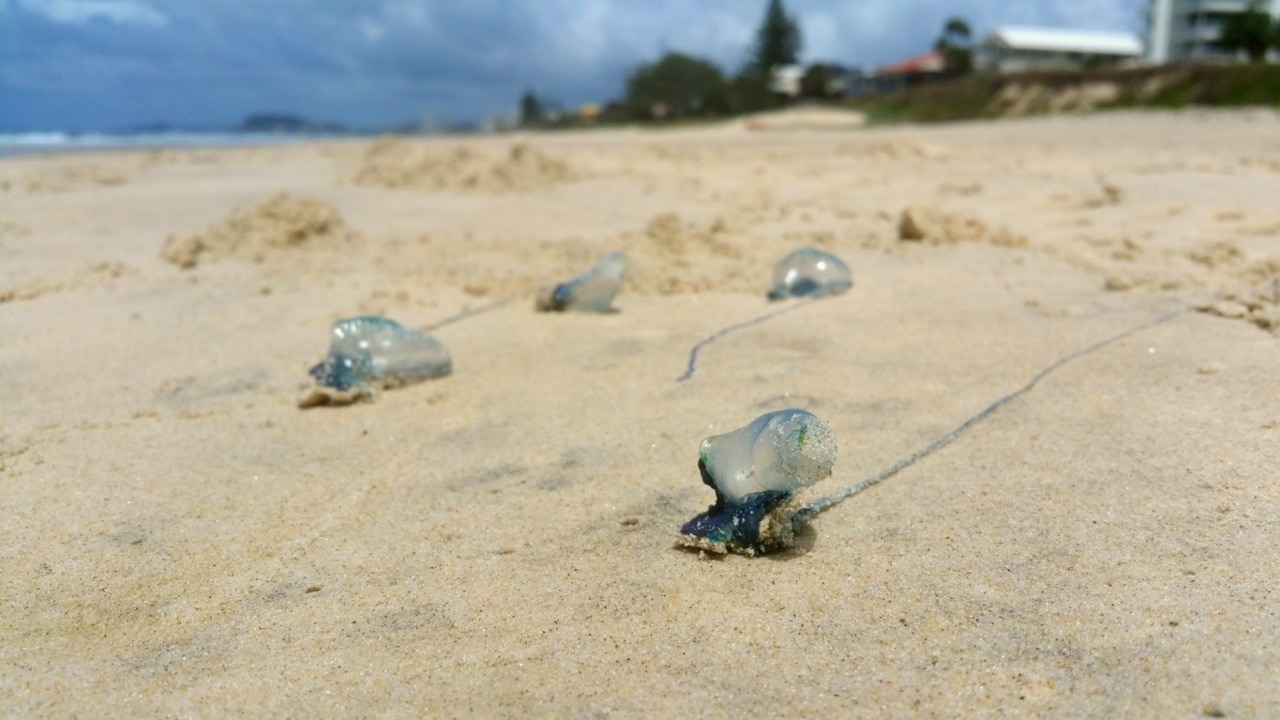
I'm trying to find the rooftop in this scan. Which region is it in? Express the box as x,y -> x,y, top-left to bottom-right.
876,51 -> 945,77
983,26 -> 1144,56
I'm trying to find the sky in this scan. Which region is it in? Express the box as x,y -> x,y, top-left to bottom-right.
0,0 -> 1147,132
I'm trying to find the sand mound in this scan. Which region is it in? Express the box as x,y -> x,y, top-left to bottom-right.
22,164 -> 128,193
454,211 -> 811,300
837,139 -> 952,161
639,212 -> 740,259
423,213 -> 851,302
898,206 -> 1026,247
0,261 -> 136,304
361,211 -> 767,302
1218,254 -> 1280,334
992,81 -> 1120,117
1198,271 -> 1280,335
739,107 -> 867,132
160,192 -> 362,269
352,138 -> 576,192
542,212 -> 838,298
614,213 -> 748,295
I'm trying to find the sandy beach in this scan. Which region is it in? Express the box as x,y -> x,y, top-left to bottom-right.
3,108 -> 1278,717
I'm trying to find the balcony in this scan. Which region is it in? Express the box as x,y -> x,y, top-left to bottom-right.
1197,0 -> 1251,12
1174,23 -> 1225,44
1175,0 -> 1250,12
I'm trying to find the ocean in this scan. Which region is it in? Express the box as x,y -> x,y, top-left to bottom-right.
0,130 -> 354,158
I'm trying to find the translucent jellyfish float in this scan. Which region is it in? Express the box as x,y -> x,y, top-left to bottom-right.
299,315 -> 451,407
678,409 -> 838,556
767,247 -> 852,300
536,251 -> 627,313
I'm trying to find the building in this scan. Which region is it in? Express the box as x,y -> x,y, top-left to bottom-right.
1147,0 -> 1280,62
870,51 -> 946,93
768,64 -> 805,98
977,26 -> 1144,73
876,51 -> 946,77
836,67 -> 876,98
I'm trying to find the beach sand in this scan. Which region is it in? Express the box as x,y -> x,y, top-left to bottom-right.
2,109 -> 1278,717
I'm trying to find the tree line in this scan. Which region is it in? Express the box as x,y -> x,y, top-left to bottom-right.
520,0 -> 972,127
519,0 -> 1280,127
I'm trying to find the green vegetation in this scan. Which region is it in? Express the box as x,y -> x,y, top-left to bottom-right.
518,0 -> 1280,130
747,0 -> 802,75
618,0 -> 807,120
519,90 -> 544,127
799,63 -> 839,100
624,52 -> 728,119
521,0 -> 797,125
935,17 -> 974,76
852,63 -> 1280,126
725,72 -> 779,115
1218,0 -> 1280,62
723,0 -> 803,116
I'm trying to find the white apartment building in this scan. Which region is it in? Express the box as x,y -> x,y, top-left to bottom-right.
1147,0 -> 1280,61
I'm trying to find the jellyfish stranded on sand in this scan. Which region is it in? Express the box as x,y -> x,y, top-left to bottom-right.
678,409 -> 838,556
767,247 -> 852,300
300,315 -> 451,407
536,251 -> 627,313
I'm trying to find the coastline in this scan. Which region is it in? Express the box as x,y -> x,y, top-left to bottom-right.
0,130 -> 363,159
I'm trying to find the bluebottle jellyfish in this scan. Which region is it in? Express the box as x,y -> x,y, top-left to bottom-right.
300,315 -> 451,407
767,247 -> 852,300
536,251 -> 627,312
678,409 -> 837,556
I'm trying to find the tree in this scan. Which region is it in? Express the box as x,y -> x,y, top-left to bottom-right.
748,0 -> 802,75
941,17 -> 972,46
518,90 -> 544,127
1219,0 -> 1275,62
625,52 -> 728,119
725,72 -> 778,114
800,63 -> 836,99
934,16 -> 974,75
